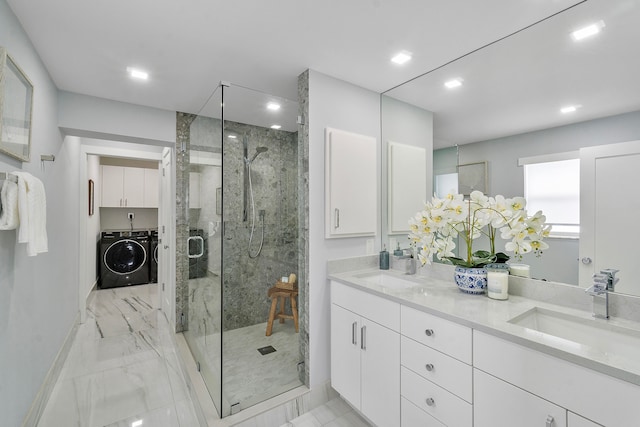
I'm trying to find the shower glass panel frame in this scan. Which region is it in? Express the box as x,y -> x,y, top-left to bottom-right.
182,83 -> 302,418
182,85 -> 224,416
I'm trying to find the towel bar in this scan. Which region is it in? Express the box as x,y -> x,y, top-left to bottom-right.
0,172 -> 17,182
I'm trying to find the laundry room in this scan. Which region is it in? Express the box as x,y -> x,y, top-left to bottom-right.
97,156 -> 160,289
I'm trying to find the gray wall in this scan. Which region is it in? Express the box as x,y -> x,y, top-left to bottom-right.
0,2 -> 78,425
307,70 -> 382,387
454,109 -> 640,283
222,121 -> 299,330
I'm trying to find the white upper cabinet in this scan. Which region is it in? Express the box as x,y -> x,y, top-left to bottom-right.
325,128 -> 377,238
143,168 -> 160,208
101,165 -> 159,208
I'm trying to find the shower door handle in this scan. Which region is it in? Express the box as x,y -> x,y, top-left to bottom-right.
188,235 -> 204,259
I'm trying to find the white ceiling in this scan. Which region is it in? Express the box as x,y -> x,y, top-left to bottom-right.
7,0 -> 637,146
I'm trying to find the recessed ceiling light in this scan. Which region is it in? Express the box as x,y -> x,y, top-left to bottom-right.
571,21 -> 605,41
266,102 -> 281,111
444,78 -> 463,89
126,67 -> 148,80
391,51 -> 412,65
131,420 -> 143,427
271,125 -> 281,129
561,105 -> 581,114
228,135 -> 237,139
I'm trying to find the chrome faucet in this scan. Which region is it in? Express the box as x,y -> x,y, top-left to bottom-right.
585,269 -> 619,319
397,248 -> 417,275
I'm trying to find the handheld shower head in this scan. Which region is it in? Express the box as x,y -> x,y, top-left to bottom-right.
248,146 -> 268,163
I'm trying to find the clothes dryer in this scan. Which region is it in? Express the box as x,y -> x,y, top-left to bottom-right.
99,231 -> 150,288
150,229 -> 159,283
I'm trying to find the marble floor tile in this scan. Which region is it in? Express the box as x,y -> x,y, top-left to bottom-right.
104,404 -> 180,427
37,284 -> 201,427
282,398 -> 372,427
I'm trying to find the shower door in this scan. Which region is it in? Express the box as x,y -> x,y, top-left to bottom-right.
181,83 -> 302,418
182,85 -> 224,415
220,84 -> 302,415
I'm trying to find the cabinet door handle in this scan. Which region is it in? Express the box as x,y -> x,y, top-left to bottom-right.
426,398 -> 435,406
351,321 -> 357,345
546,415 -> 554,427
335,208 -> 340,229
425,363 -> 434,371
125,198 -> 128,206
361,325 -> 366,350
120,198 -> 123,207
425,329 -> 434,337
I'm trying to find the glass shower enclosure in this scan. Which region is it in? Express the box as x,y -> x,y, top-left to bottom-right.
180,83 -> 302,417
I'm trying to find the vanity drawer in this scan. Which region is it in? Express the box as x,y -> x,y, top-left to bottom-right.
401,397 -> 446,427
331,281 -> 400,331
401,366 -> 472,427
401,305 -> 472,364
401,336 -> 472,402
474,330 -> 640,426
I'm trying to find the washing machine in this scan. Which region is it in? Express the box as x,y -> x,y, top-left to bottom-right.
149,229 -> 159,283
99,231 -> 150,288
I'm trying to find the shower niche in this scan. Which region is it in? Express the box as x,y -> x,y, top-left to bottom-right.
179,83 -> 302,418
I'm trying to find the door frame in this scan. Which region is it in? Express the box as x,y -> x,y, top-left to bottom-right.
78,141 -> 169,323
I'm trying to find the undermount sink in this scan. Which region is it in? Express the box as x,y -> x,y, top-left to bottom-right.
508,307 -> 640,360
355,271 -> 420,290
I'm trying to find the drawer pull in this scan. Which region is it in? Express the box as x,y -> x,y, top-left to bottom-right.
425,363 -> 434,371
546,415 -> 554,427
425,329 -> 434,336
426,398 -> 435,406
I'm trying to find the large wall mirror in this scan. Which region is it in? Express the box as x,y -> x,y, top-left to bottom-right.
381,0 -> 640,296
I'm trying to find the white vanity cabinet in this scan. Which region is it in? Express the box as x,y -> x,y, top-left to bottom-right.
400,306 -> 472,427
474,330 -> 639,426
330,281 -> 400,427
474,368 -> 567,427
101,165 -> 158,208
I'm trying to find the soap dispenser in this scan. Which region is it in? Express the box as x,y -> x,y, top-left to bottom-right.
380,245 -> 390,270
393,242 -> 403,257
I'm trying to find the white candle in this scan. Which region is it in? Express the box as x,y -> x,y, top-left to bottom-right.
487,269 -> 509,300
509,263 -> 530,278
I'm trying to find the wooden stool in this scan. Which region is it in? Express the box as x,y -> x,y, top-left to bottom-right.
266,286 -> 299,336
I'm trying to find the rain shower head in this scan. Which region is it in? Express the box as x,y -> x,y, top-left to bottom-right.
248,146 -> 268,163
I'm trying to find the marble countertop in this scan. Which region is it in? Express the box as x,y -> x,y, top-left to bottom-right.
328,266 -> 640,387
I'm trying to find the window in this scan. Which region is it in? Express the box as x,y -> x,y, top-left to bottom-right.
520,152 -> 580,238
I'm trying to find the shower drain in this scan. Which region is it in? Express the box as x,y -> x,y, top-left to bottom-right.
257,345 -> 277,355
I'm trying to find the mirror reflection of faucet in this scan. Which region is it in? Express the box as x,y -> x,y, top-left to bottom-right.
585,268 -> 619,319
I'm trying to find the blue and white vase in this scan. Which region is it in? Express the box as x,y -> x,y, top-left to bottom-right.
454,266 -> 487,294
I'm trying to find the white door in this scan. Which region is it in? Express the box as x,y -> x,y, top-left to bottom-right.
101,165 -> 124,207
580,140 -> 640,293
360,318 -> 400,427
159,148 -> 174,323
330,304 -> 361,409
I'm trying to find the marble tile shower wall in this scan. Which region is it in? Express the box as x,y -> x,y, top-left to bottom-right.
176,112 -> 197,332
223,120 -> 299,331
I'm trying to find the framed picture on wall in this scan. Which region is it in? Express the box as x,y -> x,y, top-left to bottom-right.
0,47 -> 34,162
458,161 -> 487,196
88,179 -> 95,216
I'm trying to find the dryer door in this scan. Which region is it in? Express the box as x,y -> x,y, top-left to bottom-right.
104,239 -> 147,275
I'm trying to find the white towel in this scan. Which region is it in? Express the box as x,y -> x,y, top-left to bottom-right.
0,178 -> 19,230
13,171 -> 48,256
